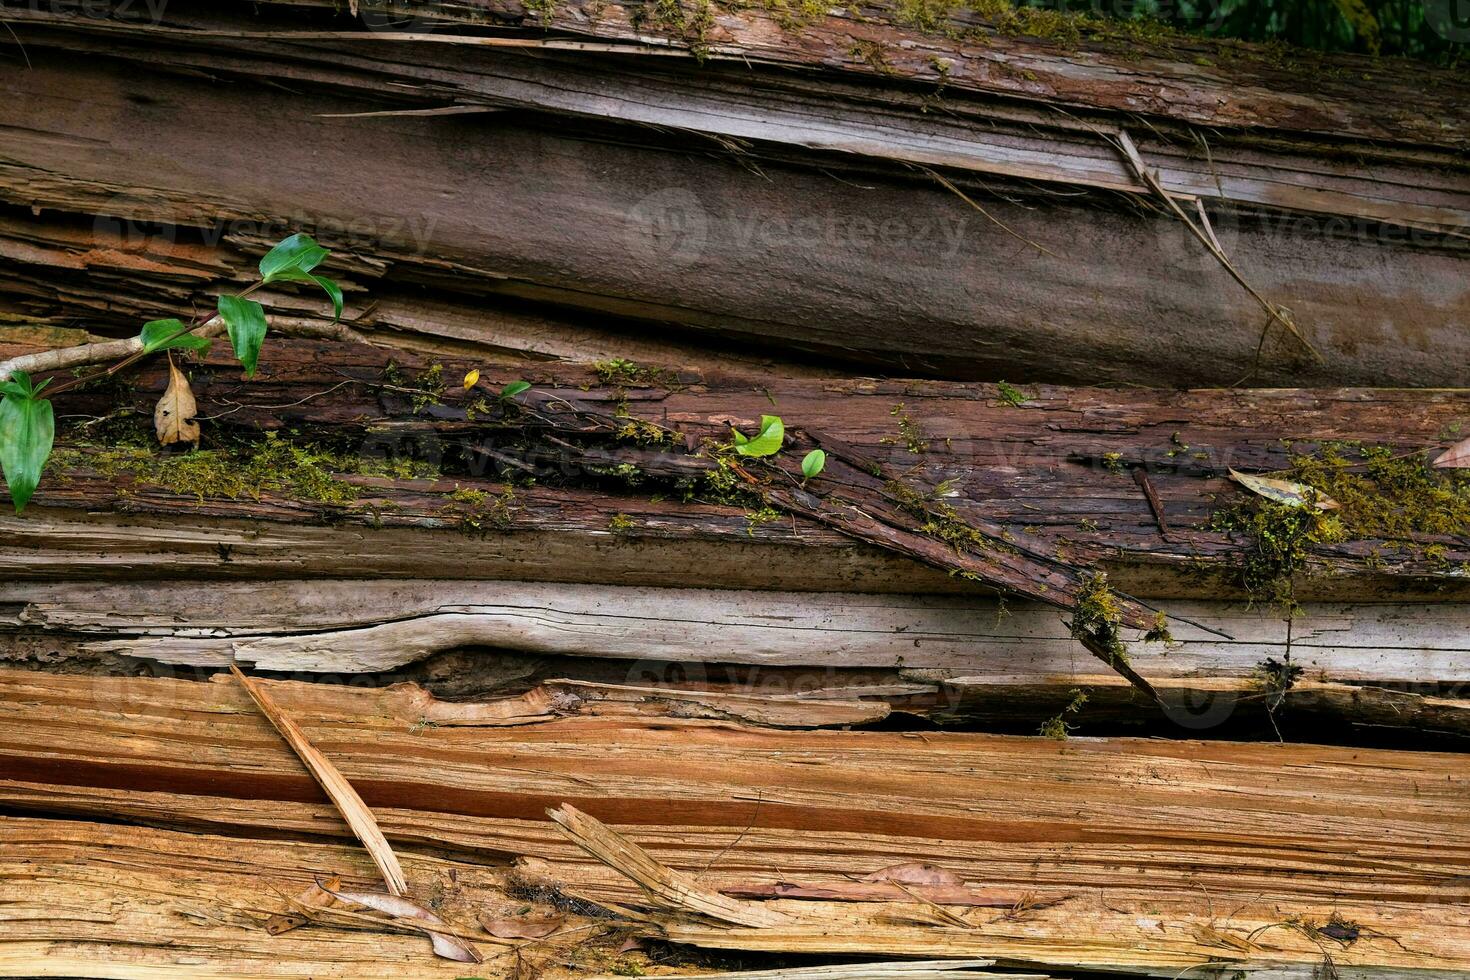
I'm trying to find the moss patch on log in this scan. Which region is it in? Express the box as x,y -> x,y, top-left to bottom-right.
1210,442 -> 1469,608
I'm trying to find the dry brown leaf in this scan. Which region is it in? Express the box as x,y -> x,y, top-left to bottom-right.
1432,436 -> 1470,469
861,863 -> 963,887
1228,468 -> 1339,510
154,359 -> 200,447
323,884 -> 483,963
480,911 -> 565,939
229,666 -> 407,896
266,875 -> 341,935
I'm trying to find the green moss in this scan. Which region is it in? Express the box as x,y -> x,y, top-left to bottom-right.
442,484 -> 519,537
1209,442 -> 1464,607
745,505 -> 783,535
1101,452 -> 1125,475
384,361 -> 447,414
592,358 -> 649,387
1143,610 -> 1173,644
1208,500 -> 1345,611
885,478 -> 1002,555
608,512 -> 636,534
887,403 -> 927,455
525,0 -> 556,23
1070,571 -> 1129,664
630,0 -> 717,58
995,381 -> 1029,408
1288,442 -> 1470,544
54,431 -> 409,506
1038,687 -> 1088,740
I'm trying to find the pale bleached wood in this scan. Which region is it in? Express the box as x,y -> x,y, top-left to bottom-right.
10,578 -> 1468,682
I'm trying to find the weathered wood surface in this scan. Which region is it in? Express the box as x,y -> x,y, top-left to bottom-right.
0,814 -> 615,979
1,34 -> 1466,385
2,669 -> 1468,977
4,338 -> 1466,600
13,5 -> 1469,233
11,579 -> 1470,733
244,0 -> 1470,150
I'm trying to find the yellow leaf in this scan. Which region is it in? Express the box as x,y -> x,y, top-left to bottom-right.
462,368 -> 481,390
1228,468 -> 1339,510
154,360 -> 200,447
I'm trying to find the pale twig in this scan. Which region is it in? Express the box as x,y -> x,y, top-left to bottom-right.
0,318 -> 368,383
1111,129 -> 1319,360
922,166 -> 1059,258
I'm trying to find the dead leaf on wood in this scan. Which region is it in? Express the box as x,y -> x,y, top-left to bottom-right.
861,863 -> 963,887
480,911 -> 566,939
1432,436 -> 1470,469
266,875 -> 341,935
1228,468 -> 1339,510
154,359 -> 200,447
229,666 -> 408,896
323,884 -> 484,963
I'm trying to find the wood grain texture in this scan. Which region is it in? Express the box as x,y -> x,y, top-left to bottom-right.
0,43 -> 1466,386
4,339 -> 1466,600
0,668 -> 1468,977
0,814 -> 605,979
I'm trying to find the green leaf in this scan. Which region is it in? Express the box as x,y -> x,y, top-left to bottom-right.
0,390 -> 54,514
500,380 -> 531,400
259,233 -> 329,284
274,269 -> 343,322
309,273 -> 343,322
217,295 -> 269,377
734,415 -> 784,458
140,319 -> 212,355
801,449 -> 826,480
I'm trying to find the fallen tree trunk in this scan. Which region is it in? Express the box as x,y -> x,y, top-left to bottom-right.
2,6 -> 1467,385
9,579 -> 1470,735
5,338 -> 1465,599
1,669 -> 1468,977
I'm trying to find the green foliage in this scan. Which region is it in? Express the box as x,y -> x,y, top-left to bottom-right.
1,234 -> 343,514
139,319 -> 211,355
733,415 -> 785,457
801,448 -> 826,480
259,233 -> 329,284
0,371 -> 54,513
501,380 -> 532,400
258,233 -> 342,321
217,296 -> 269,377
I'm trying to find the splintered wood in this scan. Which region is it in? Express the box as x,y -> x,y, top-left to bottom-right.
0,669 -> 1466,977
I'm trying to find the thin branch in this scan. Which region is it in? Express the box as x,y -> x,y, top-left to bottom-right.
0,317 -> 369,384
1111,129 -> 1319,360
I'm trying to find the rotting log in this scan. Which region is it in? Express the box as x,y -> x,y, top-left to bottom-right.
8,579 -> 1470,735
0,813 -> 615,980
1,669 -> 1468,977
3,337 -> 1465,601
1,9 -> 1467,385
